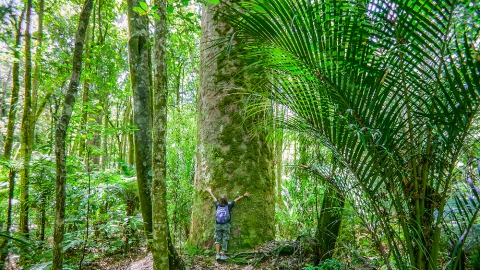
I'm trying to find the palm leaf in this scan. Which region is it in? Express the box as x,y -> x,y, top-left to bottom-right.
223,0 -> 479,267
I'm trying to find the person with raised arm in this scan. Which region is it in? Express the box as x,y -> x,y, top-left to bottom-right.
206,186 -> 250,261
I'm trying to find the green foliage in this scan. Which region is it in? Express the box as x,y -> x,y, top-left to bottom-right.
0,0 -> 201,267
133,1 -> 161,20
304,258 -> 343,270
166,104 -> 197,245
227,0 -> 480,268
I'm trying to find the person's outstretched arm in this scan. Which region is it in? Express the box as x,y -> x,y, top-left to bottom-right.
206,186 -> 217,202
234,192 -> 250,203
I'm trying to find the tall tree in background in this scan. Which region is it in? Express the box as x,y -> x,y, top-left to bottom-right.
18,0 -> 33,238
52,0 -> 93,268
127,0 -> 153,240
2,4 -> 24,163
31,0 -> 46,243
1,4 -> 25,267
30,0 -> 45,145
151,0 -> 169,267
190,0 -> 275,250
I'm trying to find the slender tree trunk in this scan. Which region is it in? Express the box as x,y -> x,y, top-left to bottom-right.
151,0 -> 169,268
190,1 -> 275,250
31,0 -> 45,244
127,0 -> 153,240
0,69 -> 11,118
79,27 -> 91,157
2,12 -> 25,262
3,8 -> 24,160
52,0 -> 93,268
1,9 -> 25,266
0,169 -> 15,269
30,0 -> 44,142
39,189 -> 47,242
315,186 -> 344,262
19,0 -> 33,239
275,104 -> 284,209
102,110 -> 109,169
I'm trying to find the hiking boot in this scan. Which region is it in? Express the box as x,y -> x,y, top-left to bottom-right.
216,254 -> 221,261
220,254 -> 227,261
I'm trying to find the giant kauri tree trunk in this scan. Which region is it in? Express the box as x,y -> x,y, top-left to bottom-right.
190,1 -> 275,250
52,0 -> 93,268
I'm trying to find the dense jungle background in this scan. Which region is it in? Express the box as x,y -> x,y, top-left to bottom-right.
0,0 -> 479,269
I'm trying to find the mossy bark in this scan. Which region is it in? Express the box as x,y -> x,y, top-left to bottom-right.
19,0 -> 33,239
151,0 -> 169,268
127,0 -> 153,240
190,1 -> 275,251
1,8 -> 25,267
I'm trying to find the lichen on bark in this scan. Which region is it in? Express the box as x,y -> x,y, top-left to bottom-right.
190,0 -> 275,251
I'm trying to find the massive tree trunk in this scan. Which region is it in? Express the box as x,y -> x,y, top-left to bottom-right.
190,1 -> 275,250
52,0 -> 93,268
126,0 -> 153,240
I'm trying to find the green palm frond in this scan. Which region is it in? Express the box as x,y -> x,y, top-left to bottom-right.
444,159 -> 480,270
225,0 -> 480,267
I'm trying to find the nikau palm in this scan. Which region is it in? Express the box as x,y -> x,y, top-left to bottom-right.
228,0 -> 479,268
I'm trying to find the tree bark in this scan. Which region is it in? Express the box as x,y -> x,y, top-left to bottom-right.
315,186 -> 344,263
78,25 -> 91,157
0,69 -> 10,118
1,13 -> 25,269
190,1 -> 275,250
19,0 -> 33,239
151,0 -> 169,268
274,105 -> 284,210
3,7 -> 24,160
127,0 -> 153,240
29,0 -> 45,145
52,0 -> 93,268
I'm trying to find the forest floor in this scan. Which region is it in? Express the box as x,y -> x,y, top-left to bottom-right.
90,238 -> 318,270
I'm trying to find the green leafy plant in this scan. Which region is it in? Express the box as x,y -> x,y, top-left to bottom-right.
227,0 -> 480,268
304,259 -> 343,270
133,1 -> 161,19
443,158 -> 480,269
